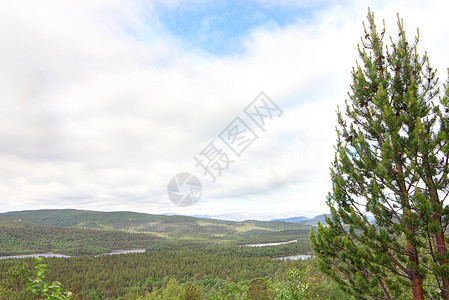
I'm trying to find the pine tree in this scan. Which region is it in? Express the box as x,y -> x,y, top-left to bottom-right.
180,282 -> 202,300
0,263 -> 30,299
247,278 -> 273,300
310,9 -> 449,300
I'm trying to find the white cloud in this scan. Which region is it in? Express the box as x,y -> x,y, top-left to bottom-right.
0,0 -> 448,219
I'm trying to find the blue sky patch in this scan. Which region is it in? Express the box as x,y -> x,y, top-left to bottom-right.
154,1 -> 320,56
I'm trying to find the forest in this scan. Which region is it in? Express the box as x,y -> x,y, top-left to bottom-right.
0,210 -> 312,256
0,244 -> 348,299
0,209 -> 341,299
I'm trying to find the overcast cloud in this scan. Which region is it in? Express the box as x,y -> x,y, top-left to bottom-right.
1,0 -> 449,220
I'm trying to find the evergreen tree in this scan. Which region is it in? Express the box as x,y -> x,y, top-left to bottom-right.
163,278 -> 182,300
310,9 -> 449,300
180,282 -> 202,300
28,258 -> 72,300
247,278 -> 273,300
275,267 -> 314,300
0,263 -> 30,299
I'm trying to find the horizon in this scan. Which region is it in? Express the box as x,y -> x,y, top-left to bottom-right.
0,207 -> 326,222
1,0 -> 449,220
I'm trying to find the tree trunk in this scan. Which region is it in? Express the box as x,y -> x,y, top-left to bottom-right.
398,163 -> 425,300
408,241 -> 425,300
434,213 -> 449,299
425,159 -> 449,299
411,276 -> 424,300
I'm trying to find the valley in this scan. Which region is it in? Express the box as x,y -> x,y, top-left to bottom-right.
0,209 -> 344,299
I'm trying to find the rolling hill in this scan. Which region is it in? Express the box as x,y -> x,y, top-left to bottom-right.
298,214 -> 327,225
0,209 -> 317,256
0,209 -> 309,235
271,216 -> 310,223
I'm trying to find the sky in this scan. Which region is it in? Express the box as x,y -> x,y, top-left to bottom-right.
1,0 -> 449,221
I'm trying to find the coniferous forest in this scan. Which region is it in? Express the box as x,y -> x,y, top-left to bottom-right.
0,209 -> 347,299
0,245 -> 348,299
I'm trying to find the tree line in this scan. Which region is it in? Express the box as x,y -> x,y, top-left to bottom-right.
0,244 -> 345,299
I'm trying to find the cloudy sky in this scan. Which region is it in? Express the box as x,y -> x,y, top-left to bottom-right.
1,0 -> 449,220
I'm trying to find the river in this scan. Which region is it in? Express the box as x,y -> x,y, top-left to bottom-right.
245,240 -> 297,247
0,249 -> 146,260
244,240 -> 312,260
0,253 -> 71,260
1,241 -> 309,260
275,254 -> 312,260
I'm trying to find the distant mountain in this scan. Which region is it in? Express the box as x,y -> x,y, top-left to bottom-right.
271,216 -> 310,223
298,214 -> 327,226
0,209 -> 311,240
191,213 -> 276,221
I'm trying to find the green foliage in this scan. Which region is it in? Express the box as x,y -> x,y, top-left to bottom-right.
0,210 -> 309,241
0,262 -> 31,299
162,278 -> 182,300
311,8 -> 449,299
247,278 -> 273,300
0,220 -> 160,256
0,209 -> 343,299
274,267 -> 311,300
0,246 -> 316,299
180,282 -> 202,300
0,254 -> 347,299
28,258 -> 72,300
0,210 -> 311,255
217,280 -> 248,300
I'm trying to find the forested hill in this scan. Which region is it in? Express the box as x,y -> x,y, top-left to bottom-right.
0,209 -> 318,256
0,211 -> 321,298
0,209 -> 309,234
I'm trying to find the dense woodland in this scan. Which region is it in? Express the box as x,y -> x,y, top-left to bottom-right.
0,210 -> 311,236
0,220 -> 160,256
0,210 -> 312,256
0,209 -> 341,299
0,245 -> 348,299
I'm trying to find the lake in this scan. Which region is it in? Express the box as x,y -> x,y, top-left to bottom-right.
0,253 -> 71,260
0,249 -> 146,260
276,254 -> 312,260
243,240 -> 311,261
245,240 -> 297,247
97,249 -> 146,256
